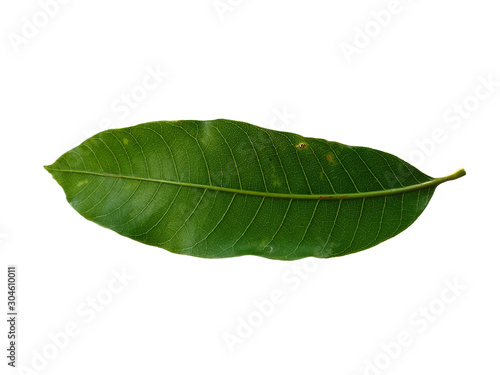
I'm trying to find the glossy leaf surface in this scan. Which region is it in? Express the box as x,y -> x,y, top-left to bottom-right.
45,120 -> 465,260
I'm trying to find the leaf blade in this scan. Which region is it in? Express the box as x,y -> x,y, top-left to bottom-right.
45,120 -> 465,260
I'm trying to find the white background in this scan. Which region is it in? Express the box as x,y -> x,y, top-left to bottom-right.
1,1 -> 499,374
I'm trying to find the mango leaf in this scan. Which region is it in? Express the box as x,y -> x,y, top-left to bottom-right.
45,120 -> 465,260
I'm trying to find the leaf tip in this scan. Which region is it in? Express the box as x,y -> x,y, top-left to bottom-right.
44,164 -> 55,174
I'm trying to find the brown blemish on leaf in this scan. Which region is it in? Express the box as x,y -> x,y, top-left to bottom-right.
319,195 -> 347,200
296,143 -> 307,149
326,154 -> 333,162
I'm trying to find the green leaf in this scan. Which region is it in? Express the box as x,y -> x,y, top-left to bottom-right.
45,120 -> 465,260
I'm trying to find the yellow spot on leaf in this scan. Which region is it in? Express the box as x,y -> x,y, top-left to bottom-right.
77,179 -> 89,187
259,240 -> 273,252
123,138 -> 129,145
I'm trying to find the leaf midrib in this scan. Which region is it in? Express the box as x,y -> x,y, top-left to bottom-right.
44,167 -> 466,200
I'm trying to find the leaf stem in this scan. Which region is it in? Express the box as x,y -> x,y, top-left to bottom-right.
45,166 -> 466,201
